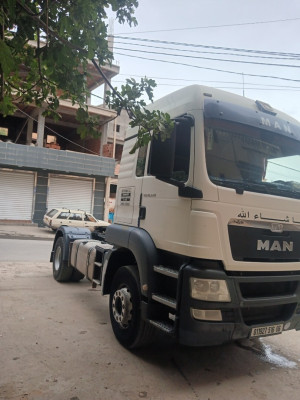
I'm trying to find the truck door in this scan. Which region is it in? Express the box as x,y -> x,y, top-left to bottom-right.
138,115 -> 197,253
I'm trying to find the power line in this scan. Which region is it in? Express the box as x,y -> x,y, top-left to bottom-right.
92,76 -> 300,93
114,46 -> 300,69
268,160 -> 300,174
114,36 -> 300,58
114,52 -> 300,83
108,81 -> 300,91
116,17 -> 300,35
116,73 -> 300,88
114,40 -> 299,61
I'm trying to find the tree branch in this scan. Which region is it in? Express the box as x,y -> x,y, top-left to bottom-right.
16,0 -> 88,56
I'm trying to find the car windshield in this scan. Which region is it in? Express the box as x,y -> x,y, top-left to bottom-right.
85,214 -> 97,222
204,119 -> 300,199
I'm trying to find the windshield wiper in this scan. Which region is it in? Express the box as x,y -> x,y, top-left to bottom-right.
267,180 -> 300,198
210,177 -> 256,194
211,177 -> 300,198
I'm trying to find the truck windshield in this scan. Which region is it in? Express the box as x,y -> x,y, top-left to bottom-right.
204,119 -> 300,199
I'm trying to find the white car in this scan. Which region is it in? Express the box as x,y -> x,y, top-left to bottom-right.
43,208 -> 110,231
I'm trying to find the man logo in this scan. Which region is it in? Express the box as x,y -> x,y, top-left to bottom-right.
257,240 -> 293,252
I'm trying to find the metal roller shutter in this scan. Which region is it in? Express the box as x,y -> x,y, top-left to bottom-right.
0,169 -> 35,220
48,175 -> 94,213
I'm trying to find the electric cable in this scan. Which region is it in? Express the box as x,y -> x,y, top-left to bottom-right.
116,73 -> 300,88
114,40 -> 300,61
113,46 -> 300,69
114,52 -> 300,83
113,36 -> 300,58
116,17 -> 300,35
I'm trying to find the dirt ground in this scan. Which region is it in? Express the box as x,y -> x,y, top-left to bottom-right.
1,261 -> 300,400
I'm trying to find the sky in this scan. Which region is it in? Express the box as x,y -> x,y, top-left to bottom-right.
92,0 -> 300,122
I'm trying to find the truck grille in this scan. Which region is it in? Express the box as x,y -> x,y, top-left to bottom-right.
241,304 -> 296,325
239,281 -> 297,298
228,224 -> 300,262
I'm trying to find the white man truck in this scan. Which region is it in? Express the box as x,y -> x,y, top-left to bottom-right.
50,85 -> 300,349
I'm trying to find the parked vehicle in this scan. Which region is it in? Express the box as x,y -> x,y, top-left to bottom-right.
43,208 -> 110,231
50,85 -> 300,349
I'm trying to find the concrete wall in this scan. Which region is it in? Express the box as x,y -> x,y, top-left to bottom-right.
0,142 -> 115,177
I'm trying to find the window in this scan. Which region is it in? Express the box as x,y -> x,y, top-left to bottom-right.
58,212 -> 70,219
204,118 -> 300,199
148,115 -> 192,184
116,124 -> 120,133
84,214 -> 97,222
46,209 -> 58,217
69,213 -> 82,221
171,121 -> 191,182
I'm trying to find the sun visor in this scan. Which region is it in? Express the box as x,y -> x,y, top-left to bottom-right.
204,98 -> 300,141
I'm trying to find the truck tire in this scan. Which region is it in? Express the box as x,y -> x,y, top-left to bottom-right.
52,237 -> 73,282
109,265 -> 155,349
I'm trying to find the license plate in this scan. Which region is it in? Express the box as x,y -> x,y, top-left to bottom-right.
250,324 -> 283,338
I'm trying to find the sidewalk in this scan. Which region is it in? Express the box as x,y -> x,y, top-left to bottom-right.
0,224 -> 55,241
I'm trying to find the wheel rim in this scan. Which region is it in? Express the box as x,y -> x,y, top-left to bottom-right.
112,287 -> 133,329
54,246 -> 61,271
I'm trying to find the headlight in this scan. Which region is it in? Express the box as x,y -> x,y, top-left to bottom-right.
190,278 -> 231,302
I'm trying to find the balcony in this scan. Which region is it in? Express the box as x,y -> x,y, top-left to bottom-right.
0,141 -> 115,177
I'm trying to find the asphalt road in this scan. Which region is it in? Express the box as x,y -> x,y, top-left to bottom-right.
0,238 -> 53,261
1,238 -> 300,400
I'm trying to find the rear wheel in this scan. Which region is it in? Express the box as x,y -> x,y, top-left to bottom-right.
109,265 -> 155,349
52,237 -> 73,282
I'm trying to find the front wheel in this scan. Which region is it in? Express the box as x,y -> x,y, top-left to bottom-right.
109,265 -> 155,349
52,237 -> 73,282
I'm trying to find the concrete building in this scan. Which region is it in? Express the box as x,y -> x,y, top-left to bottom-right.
0,60 -> 120,226
101,109 -> 130,221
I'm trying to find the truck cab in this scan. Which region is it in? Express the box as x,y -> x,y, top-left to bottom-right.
52,85 -> 300,349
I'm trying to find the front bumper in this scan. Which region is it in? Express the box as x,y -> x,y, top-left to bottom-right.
178,264 -> 300,346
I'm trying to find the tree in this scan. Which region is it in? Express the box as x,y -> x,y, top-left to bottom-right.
0,0 -> 173,149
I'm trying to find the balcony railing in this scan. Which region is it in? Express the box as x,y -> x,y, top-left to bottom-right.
0,142 -> 115,177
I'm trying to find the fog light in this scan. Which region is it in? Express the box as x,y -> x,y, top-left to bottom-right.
190,278 -> 231,302
191,308 -> 222,321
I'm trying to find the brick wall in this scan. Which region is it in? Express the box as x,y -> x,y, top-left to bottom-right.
102,143 -> 114,158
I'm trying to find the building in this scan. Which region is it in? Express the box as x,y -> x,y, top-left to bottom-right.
102,109 -> 130,221
0,58 -> 121,226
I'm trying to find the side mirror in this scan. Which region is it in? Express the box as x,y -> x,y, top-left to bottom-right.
178,185 -> 203,198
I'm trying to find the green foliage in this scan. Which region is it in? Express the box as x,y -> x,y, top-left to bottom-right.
0,0 -> 174,150
0,1 -> 138,118
106,78 -> 175,152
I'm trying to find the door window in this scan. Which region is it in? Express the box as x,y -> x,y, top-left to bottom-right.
68,213 -> 83,221
57,212 -> 70,219
148,115 -> 193,185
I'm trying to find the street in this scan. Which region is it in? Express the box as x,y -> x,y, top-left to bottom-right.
0,238 -> 53,261
1,237 -> 300,400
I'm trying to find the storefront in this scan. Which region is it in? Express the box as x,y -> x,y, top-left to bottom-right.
47,174 -> 94,213
0,169 -> 36,221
